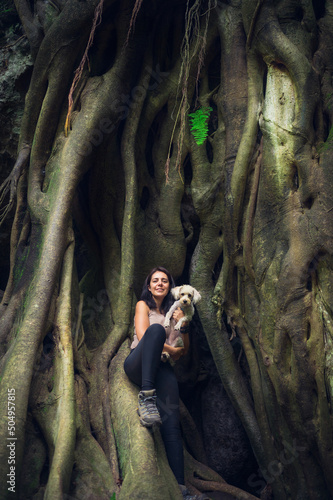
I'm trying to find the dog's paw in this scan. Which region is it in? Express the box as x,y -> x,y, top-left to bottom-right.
161,352 -> 170,362
164,320 -> 170,328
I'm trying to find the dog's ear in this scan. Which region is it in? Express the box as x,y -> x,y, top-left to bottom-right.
193,288 -> 201,304
171,286 -> 181,300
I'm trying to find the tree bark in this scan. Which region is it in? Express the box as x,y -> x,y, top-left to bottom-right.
1,1 -> 333,499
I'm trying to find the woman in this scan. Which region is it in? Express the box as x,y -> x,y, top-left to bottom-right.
124,267 -> 205,499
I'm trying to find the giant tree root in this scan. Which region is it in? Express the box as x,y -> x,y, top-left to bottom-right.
109,344 -> 183,499
109,343 -> 260,500
184,449 -> 260,499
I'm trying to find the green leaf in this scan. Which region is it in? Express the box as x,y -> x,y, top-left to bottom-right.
188,106 -> 212,145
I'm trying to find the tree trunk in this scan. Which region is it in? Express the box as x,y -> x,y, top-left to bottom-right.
1,0 -> 333,499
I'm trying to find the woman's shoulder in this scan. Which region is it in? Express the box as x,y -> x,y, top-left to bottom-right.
135,300 -> 163,318
135,300 -> 150,313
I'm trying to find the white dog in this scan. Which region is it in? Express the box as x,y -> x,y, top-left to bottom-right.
161,285 -> 201,363
164,285 -> 201,330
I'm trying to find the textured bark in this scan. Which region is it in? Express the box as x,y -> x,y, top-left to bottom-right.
1,0 -> 333,499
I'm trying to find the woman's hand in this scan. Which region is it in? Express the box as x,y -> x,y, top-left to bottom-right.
168,345 -> 185,361
172,307 -> 187,324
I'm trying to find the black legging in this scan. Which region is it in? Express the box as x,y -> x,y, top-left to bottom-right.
124,323 -> 184,484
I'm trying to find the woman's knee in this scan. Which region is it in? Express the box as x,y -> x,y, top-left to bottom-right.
123,351 -> 141,385
145,323 -> 166,343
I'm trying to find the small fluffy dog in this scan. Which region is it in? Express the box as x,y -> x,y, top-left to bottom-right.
161,285 -> 201,363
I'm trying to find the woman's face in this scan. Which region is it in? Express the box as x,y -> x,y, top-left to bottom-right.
148,271 -> 170,303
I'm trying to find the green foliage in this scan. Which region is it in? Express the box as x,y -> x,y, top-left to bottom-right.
110,494 -> 116,500
326,125 -> 333,145
188,106 -> 212,145
0,0 -> 15,15
325,92 -> 332,110
319,124 -> 333,153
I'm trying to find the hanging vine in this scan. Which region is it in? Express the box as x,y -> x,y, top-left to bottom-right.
64,0 -> 104,136
165,0 -> 216,181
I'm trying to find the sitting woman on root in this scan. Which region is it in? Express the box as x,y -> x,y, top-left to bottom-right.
124,266 -> 206,500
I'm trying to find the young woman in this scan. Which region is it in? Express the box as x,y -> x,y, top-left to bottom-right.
124,267 -> 205,499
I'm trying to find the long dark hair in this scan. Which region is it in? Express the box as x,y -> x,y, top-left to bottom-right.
140,266 -> 175,313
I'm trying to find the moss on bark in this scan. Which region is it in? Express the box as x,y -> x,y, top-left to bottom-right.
1,1 -> 333,498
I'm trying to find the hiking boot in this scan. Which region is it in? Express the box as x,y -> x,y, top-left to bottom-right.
137,389 -> 162,427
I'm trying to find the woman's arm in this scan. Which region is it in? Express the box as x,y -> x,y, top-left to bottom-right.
181,331 -> 190,355
134,300 -> 150,341
162,344 -> 184,358
135,302 -> 189,358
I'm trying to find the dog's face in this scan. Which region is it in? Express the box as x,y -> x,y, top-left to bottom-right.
171,285 -> 201,307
